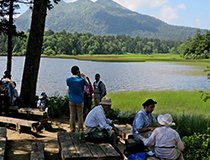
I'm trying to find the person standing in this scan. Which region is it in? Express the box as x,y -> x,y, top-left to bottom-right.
132,99 -> 161,142
83,77 -> 94,117
93,73 -> 106,106
66,66 -> 89,132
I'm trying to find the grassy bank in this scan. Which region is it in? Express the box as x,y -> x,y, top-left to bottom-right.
108,90 -> 210,116
44,53 -> 210,63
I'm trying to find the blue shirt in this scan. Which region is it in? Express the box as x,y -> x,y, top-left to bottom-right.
1,81 -> 14,100
66,76 -> 88,104
132,108 -> 157,137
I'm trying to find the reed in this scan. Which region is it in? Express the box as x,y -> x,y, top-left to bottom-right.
108,90 -> 210,116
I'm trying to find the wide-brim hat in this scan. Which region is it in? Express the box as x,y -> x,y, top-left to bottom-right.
157,114 -> 175,126
99,97 -> 113,105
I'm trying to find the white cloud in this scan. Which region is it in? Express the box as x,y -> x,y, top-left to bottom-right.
159,3 -> 186,23
176,3 -> 186,9
112,0 -> 168,11
195,19 -> 201,27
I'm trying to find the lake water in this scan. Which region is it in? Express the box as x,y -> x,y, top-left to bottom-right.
0,56 -> 210,96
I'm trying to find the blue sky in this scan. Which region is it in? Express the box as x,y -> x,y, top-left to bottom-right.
18,0 -> 210,30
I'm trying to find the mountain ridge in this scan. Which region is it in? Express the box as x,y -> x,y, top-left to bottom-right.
15,0 -> 207,41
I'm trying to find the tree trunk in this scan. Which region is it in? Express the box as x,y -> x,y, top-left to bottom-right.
7,0 -> 14,79
20,0 -> 48,107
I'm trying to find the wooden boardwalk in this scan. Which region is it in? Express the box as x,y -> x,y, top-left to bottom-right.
58,131 -> 122,160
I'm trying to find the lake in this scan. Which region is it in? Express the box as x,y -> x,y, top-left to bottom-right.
0,56 -> 210,96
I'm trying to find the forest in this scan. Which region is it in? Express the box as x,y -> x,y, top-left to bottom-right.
1,29 -> 210,59
0,29 -> 182,56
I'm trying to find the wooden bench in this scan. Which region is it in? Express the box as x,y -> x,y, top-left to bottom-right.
58,131 -> 122,160
0,116 -> 40,133
114,124 -> 162,160
9,106 -> 47,117
0,127 -> 7,160
30,142 -> 45,160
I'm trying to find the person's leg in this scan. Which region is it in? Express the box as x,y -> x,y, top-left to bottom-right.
94,98 -> 100,106
76,103 -> 84,131
69,101 -> 76,132
107,130 -> 117,147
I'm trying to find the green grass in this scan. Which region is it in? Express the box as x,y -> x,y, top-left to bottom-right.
108,90 -> 210,116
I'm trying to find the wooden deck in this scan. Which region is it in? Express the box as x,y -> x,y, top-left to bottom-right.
58,131 -> 122,160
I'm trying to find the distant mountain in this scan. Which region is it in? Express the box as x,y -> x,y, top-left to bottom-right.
15,0 -> 207,41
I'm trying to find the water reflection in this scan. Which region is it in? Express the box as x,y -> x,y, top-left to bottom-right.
0,57 -> 209,96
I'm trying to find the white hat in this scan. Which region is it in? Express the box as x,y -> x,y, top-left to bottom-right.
99,97 -> 113,105
157,114 -> 175,126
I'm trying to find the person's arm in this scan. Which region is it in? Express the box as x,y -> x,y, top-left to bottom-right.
176,133 -> 185,151
154,121 -> 162,127
139,131 -> 156,147
137,127 -> 156,133
2,78 -> 15,88
99,82 -> 106,99
96,109 -> 113,130
81,73 -> 89,86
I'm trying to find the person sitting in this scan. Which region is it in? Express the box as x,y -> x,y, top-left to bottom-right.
37,92 -> 53,118
84,97 -> 119,147
138,114 -> 185,160
1,70 -> 15,105
13,82 -> 19,105
132,99 -> 161,142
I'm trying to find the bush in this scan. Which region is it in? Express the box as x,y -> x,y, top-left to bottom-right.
48,95 -> 69,118
182,128 -> 210,160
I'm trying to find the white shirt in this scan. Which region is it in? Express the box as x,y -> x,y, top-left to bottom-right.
142,126 -> 184,159
85,105 -> 113,130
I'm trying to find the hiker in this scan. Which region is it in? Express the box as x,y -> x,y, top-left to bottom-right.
66,65 -> 89,132
37,92 -> 54,118
132,99 -> 161,142
13,82 -> 19,105
93,73 -> 106,106
138,114 -> 185,160
84,97 -> 119,147
83,77 -> 94,117
1,70 -> 15,105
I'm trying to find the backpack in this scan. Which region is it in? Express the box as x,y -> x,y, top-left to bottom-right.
0,81 -> 8,96
124,141 -> 148,157
98,81 -> 107,96
84,129 -> 109,143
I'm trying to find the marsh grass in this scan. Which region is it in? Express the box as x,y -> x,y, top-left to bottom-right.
108,90 -> 210,115
108,90 -> 210,136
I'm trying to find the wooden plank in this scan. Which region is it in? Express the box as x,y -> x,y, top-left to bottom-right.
0,127 -> 7,160
69,132 -> 93,159
86,142 -> 106,158
58,132 -> 79,160
0,127 -> 7,138
58,131 -> 122,160
114,124 -> 133,139
0,116 -> 39,127
9,106 -> 47,116
99,143 -> 121,157
30,142 -> 45,160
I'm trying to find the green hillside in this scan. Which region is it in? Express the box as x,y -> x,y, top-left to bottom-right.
15,0 -> 207,41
